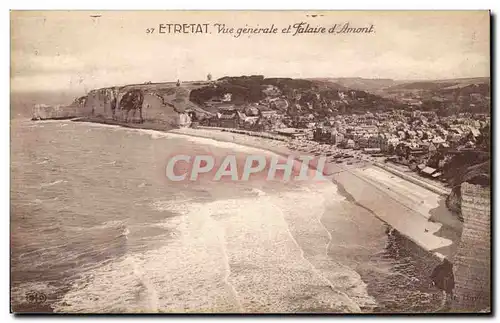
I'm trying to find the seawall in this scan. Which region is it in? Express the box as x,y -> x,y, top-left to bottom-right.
373,162 -> 450,196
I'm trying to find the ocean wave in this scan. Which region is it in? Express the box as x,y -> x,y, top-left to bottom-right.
127,128 -> 171,140
150,199 -> 194,216
65,220 -> 127,232
36,159 -> 50,165
250,188 -> 266,197
163,131 -> 277,155
74,121 -> 277,156
11,281 -> 60,309
273,184 -> 375,310
39,179 -> 66,188
53,182 -> 371,313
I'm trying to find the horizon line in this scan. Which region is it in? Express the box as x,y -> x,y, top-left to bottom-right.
10,74 -> 490,94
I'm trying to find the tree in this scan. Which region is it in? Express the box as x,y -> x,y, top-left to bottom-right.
477,124 -> 491,152
207,73 -> 212,82
119,90 -> 144,123
387,144 -> 395,155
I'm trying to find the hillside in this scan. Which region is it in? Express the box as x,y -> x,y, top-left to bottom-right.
383,77 -> 490,92
31,75 -> 490,123
378,77 -> 490,115
310,77 -> 402,92
307,77 -> 491,96
189,75 -> 349,105
188,75 -> 403,117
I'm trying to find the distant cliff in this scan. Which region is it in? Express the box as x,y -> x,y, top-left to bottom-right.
32,102 -> 86,120
31,82 -> 211,127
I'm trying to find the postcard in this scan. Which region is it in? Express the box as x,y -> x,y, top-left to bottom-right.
10,10 -> 491,314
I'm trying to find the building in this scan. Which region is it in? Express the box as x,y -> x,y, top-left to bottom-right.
259,110 -> 278,118
313,126 -> 333,143
363,147 -> 382,155
276,128 -> 307,139
216,108 -> 240,128
419,166 -> 436,177
240,116 -> 259,129
345,139 -> 355,149
331,130 -> 344,145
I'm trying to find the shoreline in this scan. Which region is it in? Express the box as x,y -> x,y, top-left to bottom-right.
20,118 -> 462,313
67,119 -> 462,261
167,127 -> 462,261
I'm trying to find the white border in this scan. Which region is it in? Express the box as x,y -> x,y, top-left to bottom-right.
3,1 -> 498,10
3,1 -> 498,322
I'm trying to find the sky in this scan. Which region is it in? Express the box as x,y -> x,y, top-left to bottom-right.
10,10 -> 490,94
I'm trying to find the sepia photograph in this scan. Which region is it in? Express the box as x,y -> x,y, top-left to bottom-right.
10,10 -> 491,314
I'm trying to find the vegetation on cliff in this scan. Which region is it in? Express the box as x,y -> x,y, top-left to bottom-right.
189,75 -> 407,116
444,148 -> 490,221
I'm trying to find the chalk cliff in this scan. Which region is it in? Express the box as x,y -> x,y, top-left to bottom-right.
32,104 -> 85,120
31,82 -> 211,128
452,182 -> 491,312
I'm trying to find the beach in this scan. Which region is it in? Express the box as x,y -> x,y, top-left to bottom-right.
170,126 -> 463,261
11,119 -> 459,313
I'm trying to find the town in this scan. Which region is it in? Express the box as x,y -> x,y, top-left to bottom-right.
32,73 -> 491,220
27,73 -> 492,312
185,75 -> 490,195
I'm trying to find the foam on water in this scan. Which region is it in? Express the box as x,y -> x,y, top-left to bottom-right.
52,181 -> 376,313
39,179 -> 66,188
155,130 -> 278,155
250,188 -> 266,197
85,124 -> 270,156
12,120 -> 445,313
122,128 -> 172,140
63,220 -> 127,232
272,183 -> 377,310
11,281 -> 60,307
73,122 -> 284,165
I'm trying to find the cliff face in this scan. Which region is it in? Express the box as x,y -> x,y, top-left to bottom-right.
446,187 -> 462,220
32,76 -> 406,123
32,104 -> 86,120
32,83 -> 203,127
452,182 -> 491,312
84,88 -> 117,119
445,159 -> 490,222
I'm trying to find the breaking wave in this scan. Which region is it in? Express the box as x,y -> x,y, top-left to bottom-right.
39,179 -> 66,188
52,181 -> 375,313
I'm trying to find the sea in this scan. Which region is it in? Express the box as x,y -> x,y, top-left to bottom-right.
10,95 -> 444,313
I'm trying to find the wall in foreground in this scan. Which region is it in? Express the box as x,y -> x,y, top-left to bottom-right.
452,182 -> 491,312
